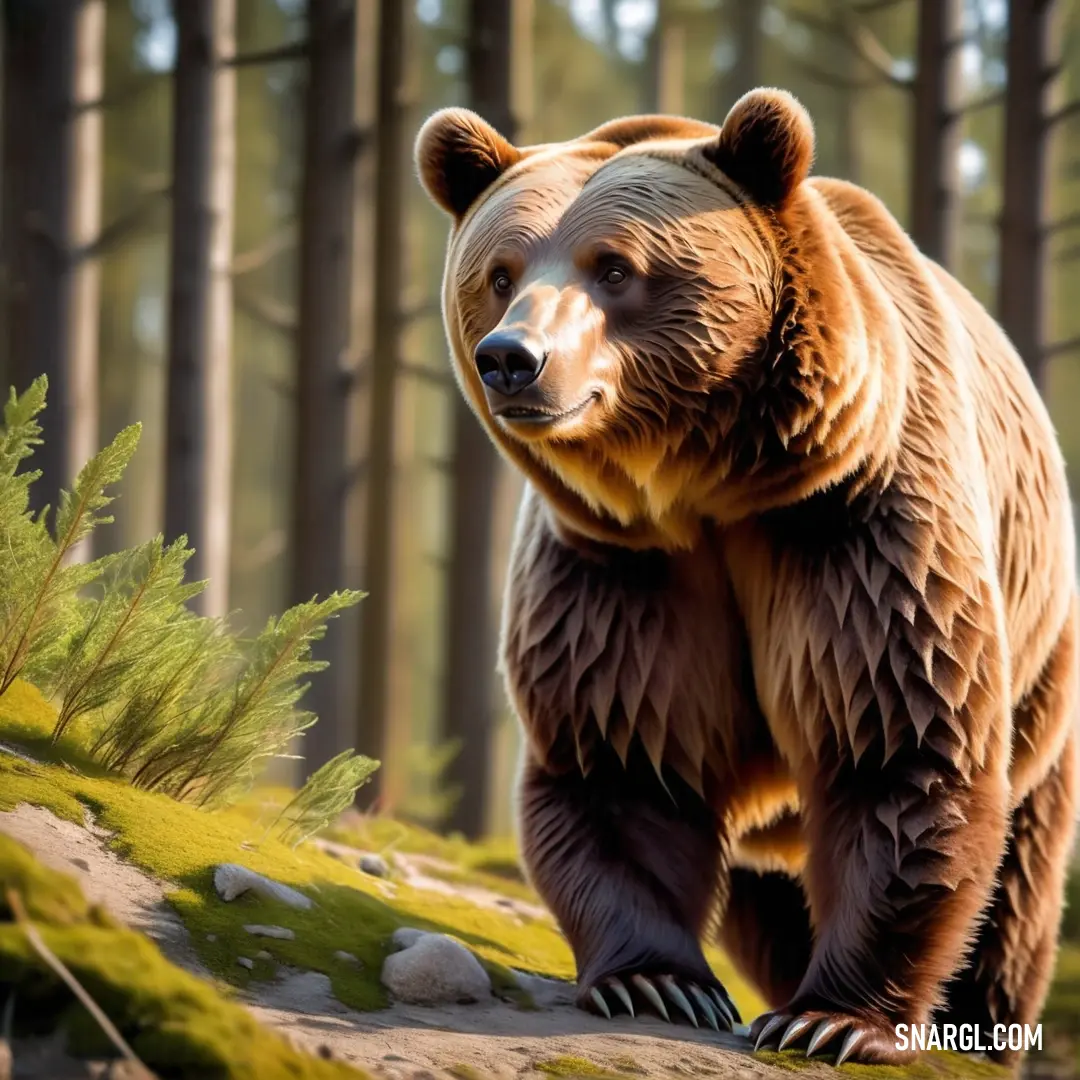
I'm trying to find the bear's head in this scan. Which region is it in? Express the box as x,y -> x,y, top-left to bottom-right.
416,90 -> 891,550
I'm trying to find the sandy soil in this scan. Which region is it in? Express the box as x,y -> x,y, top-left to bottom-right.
0,802 -> 206,977
0,801 -> 804,1080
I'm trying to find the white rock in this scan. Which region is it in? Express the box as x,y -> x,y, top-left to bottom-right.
391,927 -> 428,951
359,853 -> 389,877
255,950 -> 273,961
213,864 -> 313,910
243,923 -> 295,939
237,957 -> 254,970
381,932 -> 491,1005
334,950 -> 360,964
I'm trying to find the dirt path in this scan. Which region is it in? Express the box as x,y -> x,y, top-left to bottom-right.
0,802 -> 206,977
0,801 -> 805,1080
253,987 -> 781,1080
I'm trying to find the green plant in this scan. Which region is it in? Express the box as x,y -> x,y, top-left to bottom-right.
0,378 -> 369,809
0,378 -> 140,700
269,750 -> 381,847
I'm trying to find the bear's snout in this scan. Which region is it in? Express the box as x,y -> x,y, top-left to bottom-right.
474,329 -> 548,398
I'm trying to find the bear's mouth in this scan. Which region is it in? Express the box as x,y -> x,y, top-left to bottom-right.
493,392 -> 600,427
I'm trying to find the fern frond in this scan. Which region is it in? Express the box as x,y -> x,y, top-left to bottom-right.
43,536 -> 206,742
0,379 -> 368,811
0,420 -> 140,697
271,750 -> 380,848
172,591 -> 364,807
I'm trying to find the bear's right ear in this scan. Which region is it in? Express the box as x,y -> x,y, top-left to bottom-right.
705,88 -> 814,208
415,108 -> 523,220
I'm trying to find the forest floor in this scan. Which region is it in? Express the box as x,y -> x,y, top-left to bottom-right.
0,683 -> 1072,1080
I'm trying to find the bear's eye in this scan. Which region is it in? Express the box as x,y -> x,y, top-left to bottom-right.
599,265 -> 629,288
492,270 -> 513,295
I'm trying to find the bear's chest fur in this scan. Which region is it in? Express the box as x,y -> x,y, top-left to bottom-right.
501,493 -> 781,809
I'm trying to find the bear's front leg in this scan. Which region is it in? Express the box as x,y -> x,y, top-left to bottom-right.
753,741 -> 1009,1064
519,740 -> 741,1031
730,495 -> 1016,1065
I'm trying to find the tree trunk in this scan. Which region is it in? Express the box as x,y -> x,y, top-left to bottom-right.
439,0 -> 527,838
164,0 -> 236,615
644,0 -> 685,115
0,0 -> 104,528
357,0 -> 408,804
719,0 -> 762,118
909,0 -> 962,268
998,0 -> 1061,391
291,0 -> 372,776
830,2 -> 859,183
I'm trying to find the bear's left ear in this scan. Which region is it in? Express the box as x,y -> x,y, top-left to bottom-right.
704,88 -> 815,208
415,107 -> 523,220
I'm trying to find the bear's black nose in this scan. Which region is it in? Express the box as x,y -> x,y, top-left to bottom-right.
474,330 -> 546,396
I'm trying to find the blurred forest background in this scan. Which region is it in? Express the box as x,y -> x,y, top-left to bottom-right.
0,0 -> 1076,841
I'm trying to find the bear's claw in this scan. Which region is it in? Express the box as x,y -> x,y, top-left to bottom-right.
583,973 -> 740,1032
589,987 -> 611,1018
752,1007 -> 915,1065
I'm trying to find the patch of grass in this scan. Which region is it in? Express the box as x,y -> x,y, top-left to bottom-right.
478,953 -> 537,1009
325,815 -> 527,886
754,1050 -> 1007,1080
406,853 -> 542,906
446,1066 -> 486,1080
0,687 -> 576,1012
839,1051 -> 1009,1079
753,1049 -> 818,1071
0,833 -> 369,1080
535,1055 -> 629,1078
0,827 -> 108,927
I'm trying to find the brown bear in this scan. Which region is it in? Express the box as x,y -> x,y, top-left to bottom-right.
414,90 -> 1079,1066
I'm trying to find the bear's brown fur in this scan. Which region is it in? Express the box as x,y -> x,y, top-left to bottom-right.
415,89 -> 1079,1066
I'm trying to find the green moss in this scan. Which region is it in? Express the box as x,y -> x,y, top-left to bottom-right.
478,953 -> 538,1009
839,1051 -> 1008,1080
753,1049 -> 818,1071
535,1055 -> 628,1078
446,1067 -> 487,1080
324,817 -> 539,904
0,687 -> 769,1024
0,832 -> 107,927
0,691 -> 575,1013
0,834 -> 369,1079
754,1050 -> 1007,1080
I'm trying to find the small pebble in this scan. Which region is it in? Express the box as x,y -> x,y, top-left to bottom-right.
237,957 -> 254,970
243,923 -> 295,940
334,950 -> 360,965
359,853 -> 390,878
255,950 -> 273,961
206,934 -> 217,943
214,863 -> 313,910
68,857 -> 91,872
